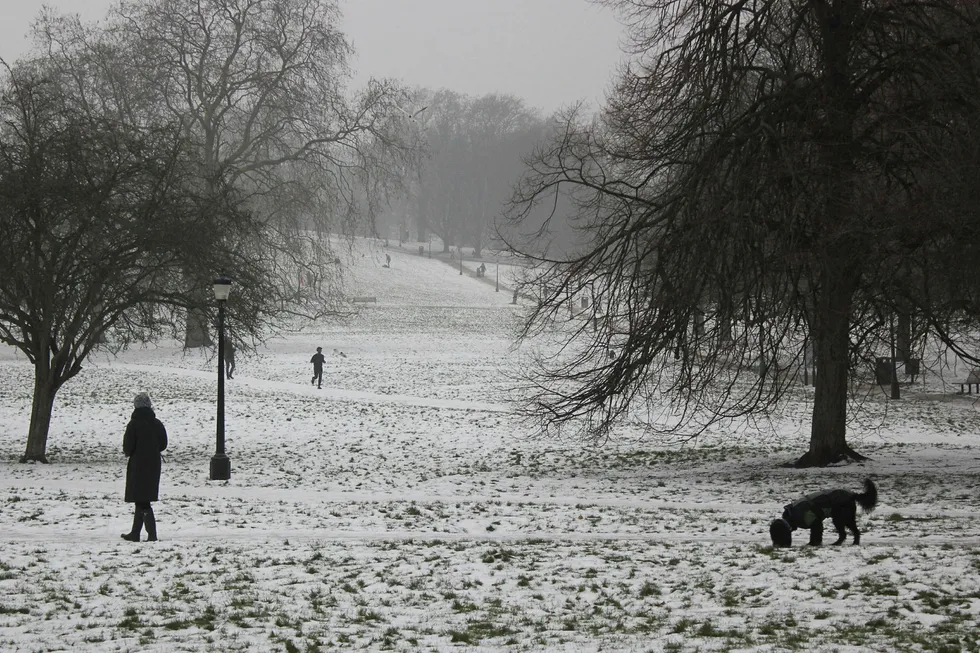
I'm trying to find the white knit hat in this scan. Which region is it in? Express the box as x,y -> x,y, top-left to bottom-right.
133,393 -> 152,409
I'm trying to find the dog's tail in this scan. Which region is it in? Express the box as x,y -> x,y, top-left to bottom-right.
855,478 -> 878,513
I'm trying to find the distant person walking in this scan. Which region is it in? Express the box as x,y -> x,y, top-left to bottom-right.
311,346 -> 326,388
385,253 -> 392,268
224,336 -> 236,380
121,393 -> 168,542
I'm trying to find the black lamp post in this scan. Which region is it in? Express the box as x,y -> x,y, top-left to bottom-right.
889,312 -> 900,400
459,248 -> 463,275
210,276 -> 232,481
495,261 -> 499,292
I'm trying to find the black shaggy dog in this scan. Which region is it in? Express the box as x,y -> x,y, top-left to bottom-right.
770,479 -> 878,547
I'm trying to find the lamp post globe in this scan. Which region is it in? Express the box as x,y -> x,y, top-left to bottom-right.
210,276 -> 232,481
213,277 -> 232,301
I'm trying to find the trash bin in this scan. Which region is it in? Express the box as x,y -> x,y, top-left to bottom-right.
875,357 -> 892,385
904,358 -> 920,376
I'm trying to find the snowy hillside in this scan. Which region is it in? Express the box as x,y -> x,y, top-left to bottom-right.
0,239 -> 979,652
343,239 -> 518,307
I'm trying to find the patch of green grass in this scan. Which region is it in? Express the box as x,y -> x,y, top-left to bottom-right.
816,584 -> 837,599
481,548 -> 516,564
638,581 -> 661,598
721,588 -> 740,607
462,618 -> 519,641
192,604 -> 219,631
671,617 -> 694,634
118,607 -> 141,630
857,574 -> 900,597
17,510 -> 43,522
138,628 -> 155,646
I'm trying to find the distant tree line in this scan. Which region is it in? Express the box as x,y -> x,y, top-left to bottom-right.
378,89 -> 556,257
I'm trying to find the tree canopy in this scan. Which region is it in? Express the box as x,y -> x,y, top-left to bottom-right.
0,65 -> 263,461
507,0 -> 980,465
380,88 -> 549,256
1,0 -> 424,461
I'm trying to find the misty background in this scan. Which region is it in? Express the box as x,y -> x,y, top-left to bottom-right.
1,0 -> 624,111
1,0 -> 624,253
0,0 -> 628,459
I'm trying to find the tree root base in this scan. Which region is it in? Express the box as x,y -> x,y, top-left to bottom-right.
793,445 -> 868,468
19,454 -> 50,464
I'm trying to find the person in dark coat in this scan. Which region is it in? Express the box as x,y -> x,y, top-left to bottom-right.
224,336 -> 236,380
311,346 -> 325,388
121,393 -> 168,542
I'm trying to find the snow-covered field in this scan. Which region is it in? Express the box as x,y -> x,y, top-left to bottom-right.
1,244 -> 979,652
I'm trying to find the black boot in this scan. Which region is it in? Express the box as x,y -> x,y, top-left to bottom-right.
121,507 -> 143,542
143,507 -> 158,542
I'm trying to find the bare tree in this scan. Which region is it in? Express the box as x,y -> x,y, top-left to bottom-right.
414,89 -> 469,251
506,0 -> 980,466
32,0 -> 423,346
463,94 -> 544,257
412,89 -> 547,254
0,64 -> 274,462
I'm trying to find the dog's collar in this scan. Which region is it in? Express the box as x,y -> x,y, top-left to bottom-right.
778,517 -> 794,531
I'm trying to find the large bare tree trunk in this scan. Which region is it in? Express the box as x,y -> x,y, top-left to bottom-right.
797,1 -> 866,467
797,270 -> 867,467
22,366 -> 57,463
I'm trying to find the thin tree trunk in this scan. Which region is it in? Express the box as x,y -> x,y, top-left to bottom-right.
184,307 -> 212,349
693,307 -> 705,337
896,309 -> 912,363
718,315 -> 733,344
22,366 -> 58,463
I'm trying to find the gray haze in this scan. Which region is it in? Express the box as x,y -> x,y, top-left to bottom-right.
0,0 -> 625,111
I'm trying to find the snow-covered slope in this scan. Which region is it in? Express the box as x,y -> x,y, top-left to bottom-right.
0,236 -> 978,653
343,239 -> 517,307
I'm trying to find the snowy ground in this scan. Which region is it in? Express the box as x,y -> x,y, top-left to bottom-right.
1,245 -> 980,652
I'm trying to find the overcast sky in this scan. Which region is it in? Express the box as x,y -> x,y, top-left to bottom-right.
0,0 -> 626,112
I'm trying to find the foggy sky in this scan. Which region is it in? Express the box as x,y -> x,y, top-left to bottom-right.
0,0 -> 625,112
